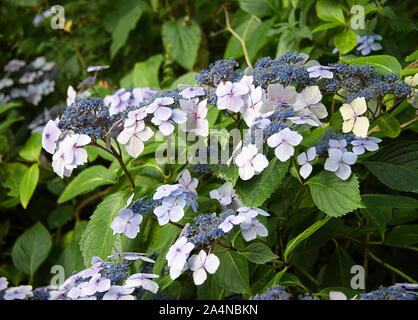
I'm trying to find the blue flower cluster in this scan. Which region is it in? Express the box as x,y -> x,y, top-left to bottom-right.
130,198 -> 161,215
196,58 -> 239,87
359,284 -> 418,300
58,98 -> 120,139
314,130 -> 356,155
100,262 -> 130,284
253,55 -> 313,88
319,63 -> 413,103
184,210 -> 235,247
192,164 -> 212,174
250,286 -> 292,300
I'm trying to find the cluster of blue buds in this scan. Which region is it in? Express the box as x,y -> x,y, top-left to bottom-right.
196,57 -> 239,87
250,286 -> 292,300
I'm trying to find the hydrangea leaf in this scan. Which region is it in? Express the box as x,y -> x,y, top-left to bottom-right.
18,132 -> 42,162
133,54 -> 164,88
307,171 -> 364,217
235,158 -> 290,207
385,225 -> 418,247
362,194 -> 418,208
214,242 -> 252,296
334,30 -> 357,55
208,164 -> 239,185
79,191 -> 128,266
342,55 -> 403,76
11,222 -> 52,277
362,140 -> 418,193
162,18 -> 201,70
240,0 -> 277,18
316,0 -> 345,25
376,115 -> 401,138
58,165 -> 116,204
240,242 -> 279,264
19,163 -> 39,209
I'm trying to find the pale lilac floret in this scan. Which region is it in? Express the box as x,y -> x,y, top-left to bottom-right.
152,108 -> 187,136
82,274 -> 111,296
110,208 -> 143,239
4,59 -> 25,73
124,107 -> 147,127
306,65 -> 334,79
260,83 -> 297,114
242,85 -> 265,126
0,277 -> 9,291
293,86 -> 328,125
329,139 -> 347,152
62,133 -> 91,166
52,143 -> 76,178
324,149 -> 357,180
0,78 -> 13,90
19,72 -> 36,84
107,252 -> 155,263
125,273 -> 159,293
188,250 -> 220,285
209,182 -> 241,208
153,184 -> 181,200
237,207 -> 270,219
166,236 -> 195,280
180,86 -> 205,99
216,81 -> 249,112
234,144 -> 269,180
218,214 -> 246,233
351,137 -> 382,155
180,98 -> 209,137
177,169 -> 198,193
42,119 -> 62,154
267,127 -> 303,162
117,118 -> 153,158
240,217 -> 268,242
102,285 -> 135,300
356,34 -> 383,56
297,146 -> 316,179
104,88 -> 132,115
3,285 -> 33,300
287,116 -> 319,127
154,200 -> 185,226
78,261 -> 103,278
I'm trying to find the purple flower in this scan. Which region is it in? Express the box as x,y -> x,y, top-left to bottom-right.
153,184 -> 181,200
117,118 -> 153,158
324,149 -> 357,180
218,214 -> 245,233
267,127 -> 303,162
82,274 -> 111,296
125,273 -> 159,293
237,207 -> 270,218
166,236 -> 194,280
107,252 -> 155,263
62,133 -> 91,166
0,77 -> 13,90
154,196 -> 186,226
132,87 -> 157,104
52,144 -> 76,178
287,116 -> 319,127
104,88 -> 132,115
0,277 -> 9,291
356,34 -> 382,56
297,147 -> 316,179
102,285 -> 135,300
351,137 -> 382,155
180,86 -> 205,99
19,72 -> 36,84
209,182 -> 242,209
4,59 -> 25,73
4,285 -> 33,300
216,81 -> 249,112
110,208 -> 143,239
67,282 -> 89,299
260,84 -> 297,114
188,251 -> 220,285
307,65 -> 334,79
42,119 -> 62,154
234,144 -> 269,180
240,217 -> 268,242
180,98 -> 209,137
293,86 -> 328,125
329,139 -> 347,152
78,261 -> 103,278
177,169 -> 198,193
242,85 -> 265,126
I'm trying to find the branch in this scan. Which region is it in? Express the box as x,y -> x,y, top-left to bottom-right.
73,187 -> 111,222
368,116 -> 418,135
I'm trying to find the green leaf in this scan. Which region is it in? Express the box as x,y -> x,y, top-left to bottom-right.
11,222 -> 52,277
307,171 -> 364,217
48,205 -> 74,229
240,242 -> 278,264
197,275 -> 221,300
215,242 -> 251,295
362,194 -> 418,208
334,30 -> 357,55
363,141 -> 418,193
162,18 -> 201,70
385,225 -> 418,247
79,191 -> 128,266
169,72 -> 197,89
342,55 -> 403,76
235,158 -> 290,207
284,216 -> 331,262
58,165 -> 115,203
405,50 -> 418,62
19,164 -> 39,209
209,164 -> 239,185
0,102 -> 21,116
132,54 -> 164,88
322,242 -> 356,287
316,0 -> 345,25
312,22 -> 342,33
360,207 -> 392,238
18,132 -> 42,162
376,115 -> 401,138
240,0 -> 277,18
107,0 -> 147,58
3,162 -> 27,198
